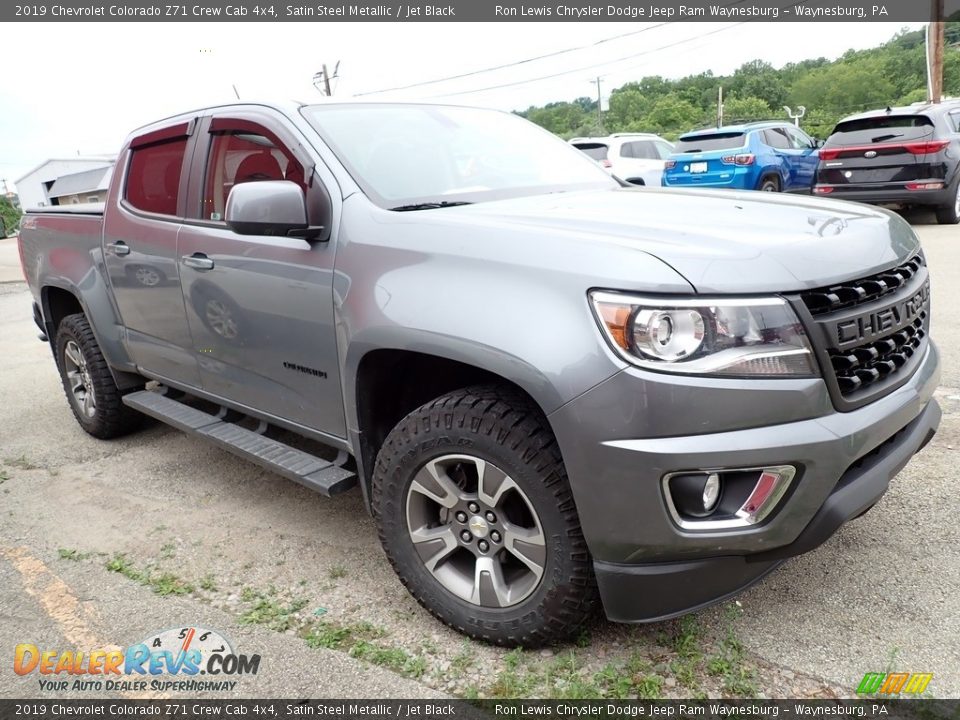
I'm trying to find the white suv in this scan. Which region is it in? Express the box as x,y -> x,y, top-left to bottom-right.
570,133 -> 675,187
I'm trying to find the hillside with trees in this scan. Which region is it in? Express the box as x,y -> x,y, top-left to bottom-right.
517,25 -> 960,141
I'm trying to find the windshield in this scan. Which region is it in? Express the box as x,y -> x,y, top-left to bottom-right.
675,132 -> 746,153
302,104 -> 616,208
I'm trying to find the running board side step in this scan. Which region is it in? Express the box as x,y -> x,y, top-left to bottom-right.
122,390 -> 357,497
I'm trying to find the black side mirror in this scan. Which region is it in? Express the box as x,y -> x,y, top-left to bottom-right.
225,180 -> 324,240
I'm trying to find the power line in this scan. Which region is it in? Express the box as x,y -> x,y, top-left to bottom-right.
356,0 -> 760,99
428,22 -> 749,99
353,24 -> 672,97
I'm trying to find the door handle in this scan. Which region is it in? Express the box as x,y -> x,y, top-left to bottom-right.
182,253 -> 215,271
106,241 -> 130,256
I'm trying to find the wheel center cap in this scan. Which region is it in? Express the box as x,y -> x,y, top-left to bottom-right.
468,516 -> 489,538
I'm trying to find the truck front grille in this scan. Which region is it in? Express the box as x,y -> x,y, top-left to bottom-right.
795,255 -> 930,411
802,255 -> 924,316
827,312 -> 927,395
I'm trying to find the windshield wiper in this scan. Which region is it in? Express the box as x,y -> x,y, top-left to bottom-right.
389,201 -> 473,211
871,133 -> 904,143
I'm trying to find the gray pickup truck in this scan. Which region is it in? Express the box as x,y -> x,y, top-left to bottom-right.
18,101 -> 941,646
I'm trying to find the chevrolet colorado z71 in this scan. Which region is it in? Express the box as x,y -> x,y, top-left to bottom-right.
18,101 -> 941,646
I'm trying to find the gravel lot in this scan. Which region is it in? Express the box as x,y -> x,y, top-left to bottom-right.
0,213 -> 957,700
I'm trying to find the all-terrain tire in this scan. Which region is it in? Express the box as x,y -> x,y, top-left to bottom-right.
372,384 -> 598,647
55,313 -> 144,439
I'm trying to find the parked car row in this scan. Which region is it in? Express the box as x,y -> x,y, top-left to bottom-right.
570,98 -> 960,224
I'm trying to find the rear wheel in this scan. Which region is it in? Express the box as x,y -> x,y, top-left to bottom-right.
372,385 -> 598,646
759,176 -> 780,192
55,314 -> 144,439
935,177 -> 960,225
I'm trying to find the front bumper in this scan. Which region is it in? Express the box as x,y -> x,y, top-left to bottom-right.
548,340 -> 941,622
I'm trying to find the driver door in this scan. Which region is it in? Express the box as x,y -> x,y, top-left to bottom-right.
176,112 -> 346,438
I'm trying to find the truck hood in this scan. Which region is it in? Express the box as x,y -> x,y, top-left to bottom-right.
444,187 -> 920,294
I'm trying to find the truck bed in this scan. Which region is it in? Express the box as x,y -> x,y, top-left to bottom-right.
19,206 -> 105,297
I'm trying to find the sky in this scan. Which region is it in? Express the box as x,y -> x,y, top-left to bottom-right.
0,21 -> 923,193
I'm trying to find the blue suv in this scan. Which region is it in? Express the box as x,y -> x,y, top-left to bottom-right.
662,122 -> 820,193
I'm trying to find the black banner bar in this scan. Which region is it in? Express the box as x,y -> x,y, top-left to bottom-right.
2,700 -> 959,720
4,0 -> 960,22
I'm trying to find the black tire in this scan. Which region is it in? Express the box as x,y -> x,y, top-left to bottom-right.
55,313 -> 144,439
372,385 -> 598,647
758,176 -> 780,192
935,177 -> 960,224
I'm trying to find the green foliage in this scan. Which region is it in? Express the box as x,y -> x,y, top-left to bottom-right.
521,25 -> 959,140
0,197 -> 20,237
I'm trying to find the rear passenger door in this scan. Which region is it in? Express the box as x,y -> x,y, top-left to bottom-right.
103,121 -> 202,388
176,111 -> 346,438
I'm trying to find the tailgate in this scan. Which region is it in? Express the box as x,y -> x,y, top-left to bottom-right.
817,115 -> 938,186
665,152 -> 742,186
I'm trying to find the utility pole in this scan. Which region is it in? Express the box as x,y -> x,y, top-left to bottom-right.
313,61 -> 340,97
927,0 -> 945,103
593,77 -> 603,130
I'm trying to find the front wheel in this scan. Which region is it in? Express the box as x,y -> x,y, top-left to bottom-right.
372,385 -> 598,646
55,313 -> 143,439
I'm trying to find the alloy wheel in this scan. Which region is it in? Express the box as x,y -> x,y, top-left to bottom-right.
405,454 -> 546,608
63,340 -> 96,418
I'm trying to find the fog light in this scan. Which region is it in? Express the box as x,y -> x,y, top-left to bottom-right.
667,472 -> 723,519
663,465 -> 797,531
702,473 -> 721,511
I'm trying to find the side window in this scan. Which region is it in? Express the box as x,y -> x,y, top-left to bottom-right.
201,129 -> 305,222
654,141 -> 674,159
949,112 -> 960,132
763,128 -> 791,150
125,138 -> 188,216
786,127 -> 814,149
621,141 -> 658,160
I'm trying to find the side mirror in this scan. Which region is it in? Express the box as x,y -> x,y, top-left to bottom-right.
225,180 -> 324,240
815,138 -> 825,148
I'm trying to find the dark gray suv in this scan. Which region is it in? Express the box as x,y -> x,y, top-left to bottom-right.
814,101 -> 960,223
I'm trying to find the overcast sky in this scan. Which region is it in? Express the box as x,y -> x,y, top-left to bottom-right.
0,21 -> 922,192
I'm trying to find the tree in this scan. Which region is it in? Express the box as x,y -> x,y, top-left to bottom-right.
722,96 -> 775,124
605,87 -> 652,131
0,197 -> 20,237
643,95 -> 704,135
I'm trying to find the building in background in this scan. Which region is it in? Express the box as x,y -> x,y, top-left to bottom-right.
15,156 -> 116,209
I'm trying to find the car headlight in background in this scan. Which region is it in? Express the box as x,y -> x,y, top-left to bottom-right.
589,291 -> 818,377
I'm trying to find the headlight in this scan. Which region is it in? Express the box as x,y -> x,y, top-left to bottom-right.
589,291 -> 818,377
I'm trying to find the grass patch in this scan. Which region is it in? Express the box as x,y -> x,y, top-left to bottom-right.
350,641 -> 426,677
304,620 -> 384,650
199,574 -> 218,592
151,573 -> 194,596
238,592 -> 308,632
104,554 -> 193,596
160,542 -> 176,559
706,604 -> 758,697
328,564 -> 347,580
0,469 -> 9,483
57,548 -> 90,561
